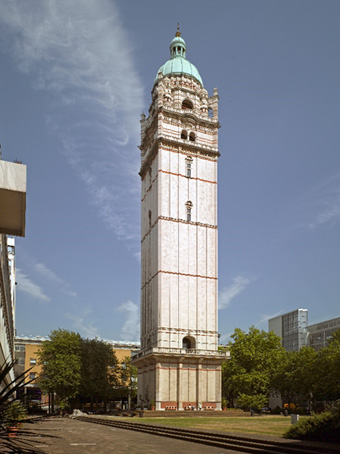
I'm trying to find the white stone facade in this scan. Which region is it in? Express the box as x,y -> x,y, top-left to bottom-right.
134,35 -> 225,410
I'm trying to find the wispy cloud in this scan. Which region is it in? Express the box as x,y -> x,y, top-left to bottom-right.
255,310 -> 284,329
288,173 -> 340,231
308,191 -> 340,229
118,300 -> 140,342
0,0 -> 144,254
16,269 -> 50,303
219,275 -> 256,310
65,312 -> 99,339
34,262 -> 77,297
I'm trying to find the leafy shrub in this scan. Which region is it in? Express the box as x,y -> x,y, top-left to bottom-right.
2,401 -> 27,428
237,393 -> 268,412
284,408 -> 340,443
271,406 -> 283,415
295,406 -> 308,415
221,397 -> 228,408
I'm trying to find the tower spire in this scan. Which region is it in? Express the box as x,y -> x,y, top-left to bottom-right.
176,22 -> 181,37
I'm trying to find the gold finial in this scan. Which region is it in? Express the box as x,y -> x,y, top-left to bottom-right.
176,23 -> 181,37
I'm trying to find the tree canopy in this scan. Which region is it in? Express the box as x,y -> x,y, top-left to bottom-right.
272,346 -> 317,408
312,331 -> 340,402
223,327 -> 340,411
222,326 -> 285,409
37,329 -> 124,410
80,338 -> 119,403
119,356 -> 138,398
37,329 -> 82,407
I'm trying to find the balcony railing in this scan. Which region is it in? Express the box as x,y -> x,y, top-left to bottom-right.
133,346 -> 226,360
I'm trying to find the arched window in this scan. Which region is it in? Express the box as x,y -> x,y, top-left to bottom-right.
189,132 -> 196,142
182,336 -> 195,349
208,107 -> 213,118
181,129 -> 187,140
182,99 -> 193,110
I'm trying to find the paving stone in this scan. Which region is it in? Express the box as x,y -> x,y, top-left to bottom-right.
23,417 -> 240,454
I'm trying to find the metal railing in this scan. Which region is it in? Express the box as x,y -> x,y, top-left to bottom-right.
134,347 -> 226,359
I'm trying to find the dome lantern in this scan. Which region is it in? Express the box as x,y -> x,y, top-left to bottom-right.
156,26 -> 203,87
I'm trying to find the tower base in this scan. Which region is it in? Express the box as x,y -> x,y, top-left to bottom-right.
132,349 -> 224,411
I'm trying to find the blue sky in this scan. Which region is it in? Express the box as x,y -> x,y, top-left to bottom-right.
0,0 -> 339,343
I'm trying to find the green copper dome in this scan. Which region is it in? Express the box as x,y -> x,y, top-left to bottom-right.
156,27 -> 203,87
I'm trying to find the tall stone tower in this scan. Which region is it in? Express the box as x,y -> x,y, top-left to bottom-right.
134,27 -> 224,410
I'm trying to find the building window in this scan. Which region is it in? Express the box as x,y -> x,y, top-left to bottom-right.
30,358 -> 37,366
186,157 -> 193,178
185,201 -> 193,222
18,358 -> 25,366
182,336 -> 195,349
29,372 -> 37,380
189,132 -> 195,142
182,99 -> 193,110
148,210 -> 152,228
181,129 -> 187,140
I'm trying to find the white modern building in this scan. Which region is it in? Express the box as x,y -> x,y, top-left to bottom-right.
307,316 -> 340,351
0,151 -> 26,388
0,156 -> 26,237
268,309 -> 308,351
133,28 -> 225,410
269,309 -> 340,352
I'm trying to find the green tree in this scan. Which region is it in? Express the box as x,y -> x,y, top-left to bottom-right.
222,326 -> 285,408
79,338 -> 119,408
313,329 -> 340,402
272,347 -> 317,409
37,329 -> 82,411
119,356 -> 138,408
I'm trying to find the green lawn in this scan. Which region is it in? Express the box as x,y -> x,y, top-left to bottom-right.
124,415 -> 311,437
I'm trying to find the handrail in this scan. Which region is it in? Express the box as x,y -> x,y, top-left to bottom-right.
134,347 -> 226,359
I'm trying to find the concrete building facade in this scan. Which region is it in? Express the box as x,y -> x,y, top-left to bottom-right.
268,309 -> 340,352
0,236 -> 17,386
268,309 -> 308,351
0,153 -> 26,389
14,336 -> 46,404
133,28 -> 225,410
307,316 -> 340,351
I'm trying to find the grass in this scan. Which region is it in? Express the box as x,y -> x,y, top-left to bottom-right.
117,415 -> 311,437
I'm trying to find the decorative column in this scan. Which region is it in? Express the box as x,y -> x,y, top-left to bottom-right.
177,361 -> 183,410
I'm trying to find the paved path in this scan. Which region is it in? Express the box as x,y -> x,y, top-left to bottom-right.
23,417 -> 241,454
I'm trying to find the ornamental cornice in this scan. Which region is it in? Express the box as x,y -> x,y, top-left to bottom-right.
132,350 -> 225,365
158,327 -> 218,335
163,143 -> 218,162
160,105 -> 220,129
141,215 -> 217,244
140,117 -> 158,153
161,136 -> 220,158
140,137 -> 219,178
